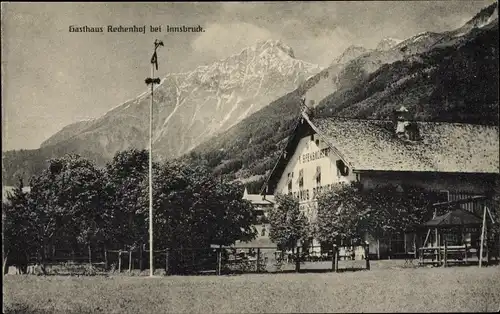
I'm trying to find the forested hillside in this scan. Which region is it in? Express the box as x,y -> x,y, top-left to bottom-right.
187,14 -> 498,193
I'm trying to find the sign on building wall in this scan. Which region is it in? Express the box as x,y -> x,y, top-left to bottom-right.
299,147 -> 332,164
276,134 -> 356,222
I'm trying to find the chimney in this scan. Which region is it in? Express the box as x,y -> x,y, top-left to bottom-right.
392,106 -> 420,141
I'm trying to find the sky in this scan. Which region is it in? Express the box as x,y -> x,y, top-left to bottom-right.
1,1 -> 493,150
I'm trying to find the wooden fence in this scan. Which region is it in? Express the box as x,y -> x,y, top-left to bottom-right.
14,243 -> 371,276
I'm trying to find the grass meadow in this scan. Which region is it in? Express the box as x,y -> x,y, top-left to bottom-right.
3,262 -> 500,313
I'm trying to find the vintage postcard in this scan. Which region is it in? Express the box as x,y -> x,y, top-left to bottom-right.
2,2 -> 499,313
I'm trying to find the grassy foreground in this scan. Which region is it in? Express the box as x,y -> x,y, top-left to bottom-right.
4,265 -> 500,313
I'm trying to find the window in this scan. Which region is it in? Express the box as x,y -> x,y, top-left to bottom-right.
310,134 -> 314,141
261,227 -> 266,237
315,166 -> 321,185
439,190 -> 450,202
336,160 -> 349,176
298,169 -> 304,188
287,172 -> 293,192
315,139 -> 320,146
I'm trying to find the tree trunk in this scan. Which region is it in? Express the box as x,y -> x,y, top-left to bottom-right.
295,246 -> 301,273
128,250 -> 132,273
388,236 -> 392,260
364,243 -> 370,270
334,247 -> 339,272
377,238 -> 380,260
40,244 -> 47,275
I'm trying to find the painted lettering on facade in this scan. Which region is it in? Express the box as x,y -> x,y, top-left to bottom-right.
299,147 -> 331,164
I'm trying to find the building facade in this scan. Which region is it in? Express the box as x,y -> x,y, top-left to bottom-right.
240,188 -> 276,248
261,107 -> 499,258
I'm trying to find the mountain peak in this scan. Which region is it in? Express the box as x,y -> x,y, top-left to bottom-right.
251,39 -> 296,58
375,37 -> 402,51
333,45 -> 370,64
465,2 -> 498,28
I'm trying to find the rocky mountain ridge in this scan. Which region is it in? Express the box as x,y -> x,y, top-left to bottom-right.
40,39 -> 322,161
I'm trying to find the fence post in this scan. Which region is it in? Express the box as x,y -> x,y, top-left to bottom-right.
364,242 -> 370,271
217,247 -> 222,276
464,243 -> 468,264
104,246 -> 108,270
377,238 -> 380,260
256,248 -> 261,273
128,250 -> 133,273
331,245 -> 335,270
413,233 -> 417,259
443,239 -> 447,268
118,250 -> 122,273
335,246 -> 339,272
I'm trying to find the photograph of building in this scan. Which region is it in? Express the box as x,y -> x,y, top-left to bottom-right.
261,105 -> 499,258
3,2 -> 499,313
240,188 -> 275,248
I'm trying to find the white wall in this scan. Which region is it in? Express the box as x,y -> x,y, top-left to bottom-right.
275,133 -> 356,221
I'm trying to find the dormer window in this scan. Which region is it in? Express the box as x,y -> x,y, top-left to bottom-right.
393,106 -> 421,141
336,160 -> 349,176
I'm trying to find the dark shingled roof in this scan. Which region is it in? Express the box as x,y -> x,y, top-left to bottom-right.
423,208 -> 483,227
307,115 -> 499,173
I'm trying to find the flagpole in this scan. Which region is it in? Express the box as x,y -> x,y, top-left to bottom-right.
145,39 -> 162,277
149,57 -> 154,277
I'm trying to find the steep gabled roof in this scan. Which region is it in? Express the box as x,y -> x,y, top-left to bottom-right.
261,112 -> 499,194
244,187 -> 275,205
308,114 -> 499,173
243,194 -> 275,206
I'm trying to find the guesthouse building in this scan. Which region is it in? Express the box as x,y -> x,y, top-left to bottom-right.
260,106 -> 499,259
